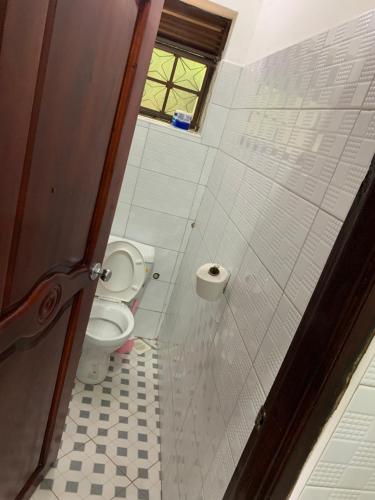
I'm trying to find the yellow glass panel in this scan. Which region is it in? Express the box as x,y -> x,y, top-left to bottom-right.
141,80 -> 167,112
173,57 -> 207,91
165,88 -> 198,115
148,48 -> 175,82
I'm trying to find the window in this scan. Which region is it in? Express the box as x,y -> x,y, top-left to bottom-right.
140,0 -> 231,130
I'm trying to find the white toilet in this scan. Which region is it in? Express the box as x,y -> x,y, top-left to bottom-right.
77,236 -> 155,384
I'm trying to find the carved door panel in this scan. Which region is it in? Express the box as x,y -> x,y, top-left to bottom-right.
0,0 -> 163,497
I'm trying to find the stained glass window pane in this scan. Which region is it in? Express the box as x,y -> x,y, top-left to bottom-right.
173,57 -> 207,91
148,48 -> 175,82
165,88 -> 198,115
141,80 -> 167,112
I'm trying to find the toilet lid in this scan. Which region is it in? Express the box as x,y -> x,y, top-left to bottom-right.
96,240 -> 145,302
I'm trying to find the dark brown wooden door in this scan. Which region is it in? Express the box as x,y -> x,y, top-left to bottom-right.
0,1 -> 163,498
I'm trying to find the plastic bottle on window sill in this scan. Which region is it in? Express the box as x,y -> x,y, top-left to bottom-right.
171,110 -> 192,130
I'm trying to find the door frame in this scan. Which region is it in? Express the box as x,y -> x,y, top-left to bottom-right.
224,155 -> 375,499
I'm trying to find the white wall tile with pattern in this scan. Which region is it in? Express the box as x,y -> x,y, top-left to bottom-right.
158,10 -> 375,500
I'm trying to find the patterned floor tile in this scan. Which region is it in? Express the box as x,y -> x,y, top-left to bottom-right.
31,342 -> 161,500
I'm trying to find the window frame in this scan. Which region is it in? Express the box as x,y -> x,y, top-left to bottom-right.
139,40 -> 216,130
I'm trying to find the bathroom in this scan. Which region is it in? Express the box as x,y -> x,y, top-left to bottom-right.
1,0 -> 375,499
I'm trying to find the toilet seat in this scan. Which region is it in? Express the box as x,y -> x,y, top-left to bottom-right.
96,239 -> 146,303
86,299 -> 134,349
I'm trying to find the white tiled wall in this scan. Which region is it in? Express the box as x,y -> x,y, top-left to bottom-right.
158,10 -> 375,500
293,337 -> 375,500
110,61 -> 242,339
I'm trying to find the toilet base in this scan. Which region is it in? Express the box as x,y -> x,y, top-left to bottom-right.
76,345 -> 111,385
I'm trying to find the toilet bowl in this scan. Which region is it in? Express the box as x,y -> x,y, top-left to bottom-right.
76,299 -> 134,384
77,237 -> 154,384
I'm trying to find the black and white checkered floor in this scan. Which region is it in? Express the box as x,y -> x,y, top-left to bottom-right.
31,342 -> 161,500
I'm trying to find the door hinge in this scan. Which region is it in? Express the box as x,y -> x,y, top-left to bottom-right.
255,405 -> 266,431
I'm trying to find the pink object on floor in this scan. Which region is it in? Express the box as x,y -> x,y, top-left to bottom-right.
131,298 -> 140,315
117,338 -> 134,354
117,300 -> 139,353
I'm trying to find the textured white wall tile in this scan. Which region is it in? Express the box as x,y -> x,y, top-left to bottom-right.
347,386 -> 375,417
216,154 -> 246,217
303,29 -> 375,109
296,110 -> 359,134
202,433 -> 235,500
339,466 -> 375,491
142,129 -> 207,183
203,201 -> 229,260
153,247 -> 178,283
200,147 -> 217,186
221,109 -> 251,158
364,78 -> 375,108
133,308 -> 161,339
162,284 -> 173,314
334,412 -> 375,443
320,439 -> 361,468
207,150 -> 227,198
161,455 -> 180,500
210,305 -> 252,423
179,220 -> 194,252
275,155 -> 329,205
299,486 -> 375,500
195,189 -> 215,235
190,185 -> 206,220
324,10 -> 375,47
111,201 -> 130,237
133,169 -> 196,218
254,295 -> 302,394
148,120 -> 202,143
288,128 -> 348,159
127,125 -> 148,166
171,253 -> 183,284
210,61 -> 242,108
230,167 -> 273,243
286,210 -> 342,314
193,371 -> 226,481
140,279 -> 170,312
176,409 -> 202,499
228,247 -> 283,360
322,111 -> 375,220
201,104 -> 229,148
118,166 -> 139,205
251,185 -> 317,288
362,356 -> 375,387
216,219 -> 248,290
126,206 -> 186,251
226,368 -> 265,464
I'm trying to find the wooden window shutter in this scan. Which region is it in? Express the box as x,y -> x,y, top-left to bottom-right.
157,0 -> 232,61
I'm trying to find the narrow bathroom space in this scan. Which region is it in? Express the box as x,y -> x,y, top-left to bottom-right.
2,0 -> 375,500
33,341 -> 161,500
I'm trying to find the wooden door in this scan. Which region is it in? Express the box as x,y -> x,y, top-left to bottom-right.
0,1 -> 163,498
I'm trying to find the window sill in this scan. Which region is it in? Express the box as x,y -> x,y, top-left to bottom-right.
137,115 -> 202,141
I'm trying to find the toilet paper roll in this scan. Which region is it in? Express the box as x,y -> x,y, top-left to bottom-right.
196,263 -> 230,301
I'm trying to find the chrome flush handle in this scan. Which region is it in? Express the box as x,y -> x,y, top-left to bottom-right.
90,263 -> 112,282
